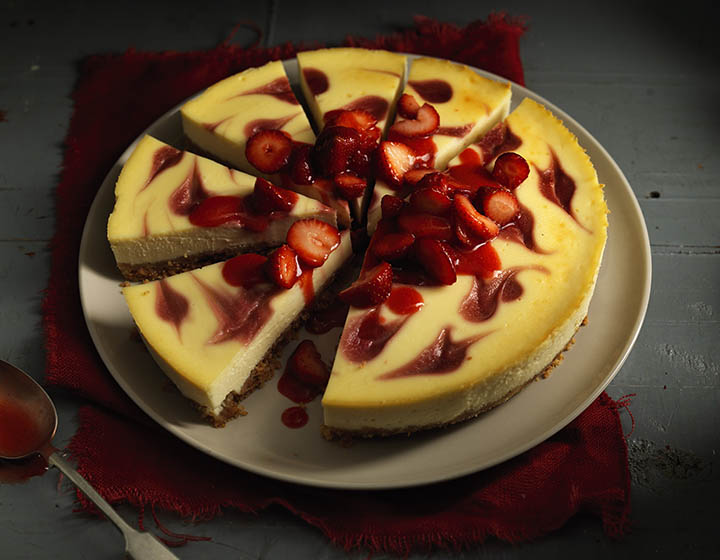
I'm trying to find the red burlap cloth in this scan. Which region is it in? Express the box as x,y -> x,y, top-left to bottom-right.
42,14 -> 631,554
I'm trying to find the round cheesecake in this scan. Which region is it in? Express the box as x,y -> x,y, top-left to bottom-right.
322,98 -> 608,437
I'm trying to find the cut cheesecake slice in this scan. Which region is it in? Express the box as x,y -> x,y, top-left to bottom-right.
124,229 -> 353,426
298,48 -> 407,221
180,60 -> 352,228
366,57 -> 511,234
322,98 -> 608,437
107,135 -> 337,281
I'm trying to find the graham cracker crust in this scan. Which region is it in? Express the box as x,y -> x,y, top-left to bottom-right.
321,316 -> 588,443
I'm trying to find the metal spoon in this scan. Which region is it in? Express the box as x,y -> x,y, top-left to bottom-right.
0,360 -> 179,560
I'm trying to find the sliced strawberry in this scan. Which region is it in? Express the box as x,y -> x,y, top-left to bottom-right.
381,194 -> 405,219
245,129 -> 293,174
492,152 -> 530,189
409,187 -> 452,215
333,172 -> 367,200
397,93 -> 421,119
328,109 -> 378,132
390,103 -> 440,137
338,262 -> 393,308
376,141 -> 416,187
482,189 -> 520,225
414,239 -> 456,285
414,171 -> 451,194
289,143 -> 314,185
288,339 -> 330,388
265,244 -> 301,288
403,168 -> 434,187
252,177 -> 297,213
312,126 -> 362,177
453,194 -> 500,241
286,218 -> 341,267
222,253 -> 268,288
398,212 -> 452,240
372,232 -> 416,261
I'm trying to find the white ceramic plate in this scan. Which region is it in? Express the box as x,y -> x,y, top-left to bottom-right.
79,57 -> 651,490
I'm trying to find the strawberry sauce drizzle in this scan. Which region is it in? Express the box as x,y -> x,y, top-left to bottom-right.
386,286 -> 424,315
169,161 -> 212,216
156,279 -> 190,334
237,77 -> 299,104
408,79 -> 453,103
436,124 -> 473,137
142,146 -> 183,190
302,68 -> 329,95
324,95 -> 389,122
244,114 -> 298,139
459,266 -> 548,322
378,327 -> 485,380
341,307 -> 408,363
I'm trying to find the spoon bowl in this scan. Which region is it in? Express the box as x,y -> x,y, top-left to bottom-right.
0,359 -> 178,560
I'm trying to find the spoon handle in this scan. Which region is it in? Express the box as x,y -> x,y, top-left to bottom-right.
48,452 -> 179,560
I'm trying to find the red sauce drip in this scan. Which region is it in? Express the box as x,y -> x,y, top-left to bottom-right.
386,286 -> 424,315
238,77 -> 299,104
302,68 -> 329,95
281,406 -> 309,428
459,267 -> 546,322
408,79 -> 453,103
244,114 -> 297,139
475,122 -> 522,165
379,327 -> 484,380
0,400 -> 48,458
436,124 -> 473,138
340,307 -> 408,363
298,269 -> 315,305
453,242 -> 502,279
193,276 -> 280,345
143,146 -> 183,190
324,95 -> 389,123
0,454 -> 48,484
306,303 -> 349,334
278,370 -> 320,404
155,279 -> 189,334
169,162 -> 212,216
536,151 -> 580,222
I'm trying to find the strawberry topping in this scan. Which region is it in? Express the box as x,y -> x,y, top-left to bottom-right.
222,253 -> 268,288
289,143 -> 315,185
245,129 -> 293,174
376,141 -> 416,187
381,194 -> 405,219
414,239 -> 457,285
338,262 -> 393,308
252,177 -> 297,213
398,212 -> 452,240
327,109 -> 377,132
287,340 -> 330,388
397,93 -> 421,119
372,231 -> 416,261
409,187 -> 452,215
265,244 -> 301,289
333,172 -> 367,200
286,218 -> 341,267
390,103 -> 440,137
492,152 -> 530,189
482,189 -> 520,225
453,194 -> 500,241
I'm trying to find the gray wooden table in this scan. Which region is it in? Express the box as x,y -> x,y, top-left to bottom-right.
1,1 -> 718,558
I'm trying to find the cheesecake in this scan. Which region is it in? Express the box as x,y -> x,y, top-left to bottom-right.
123,229 -> 352,425
180,60 -> 352,227
365,57 -> 511,234
322,98 -> 608,437
107,135 -> 336,281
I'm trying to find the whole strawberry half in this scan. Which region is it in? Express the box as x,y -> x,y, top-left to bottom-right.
245,129 -> 293,174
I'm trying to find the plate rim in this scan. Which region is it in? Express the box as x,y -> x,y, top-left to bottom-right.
78,54 -> 652,489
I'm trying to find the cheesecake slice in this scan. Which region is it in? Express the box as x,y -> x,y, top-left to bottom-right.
365,57 -> 511,234
107,135 -> 336,281
297,48 -> 406,222
180,60 -> 352,228
124,230 -> 353,426
322,98 -> 607,437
